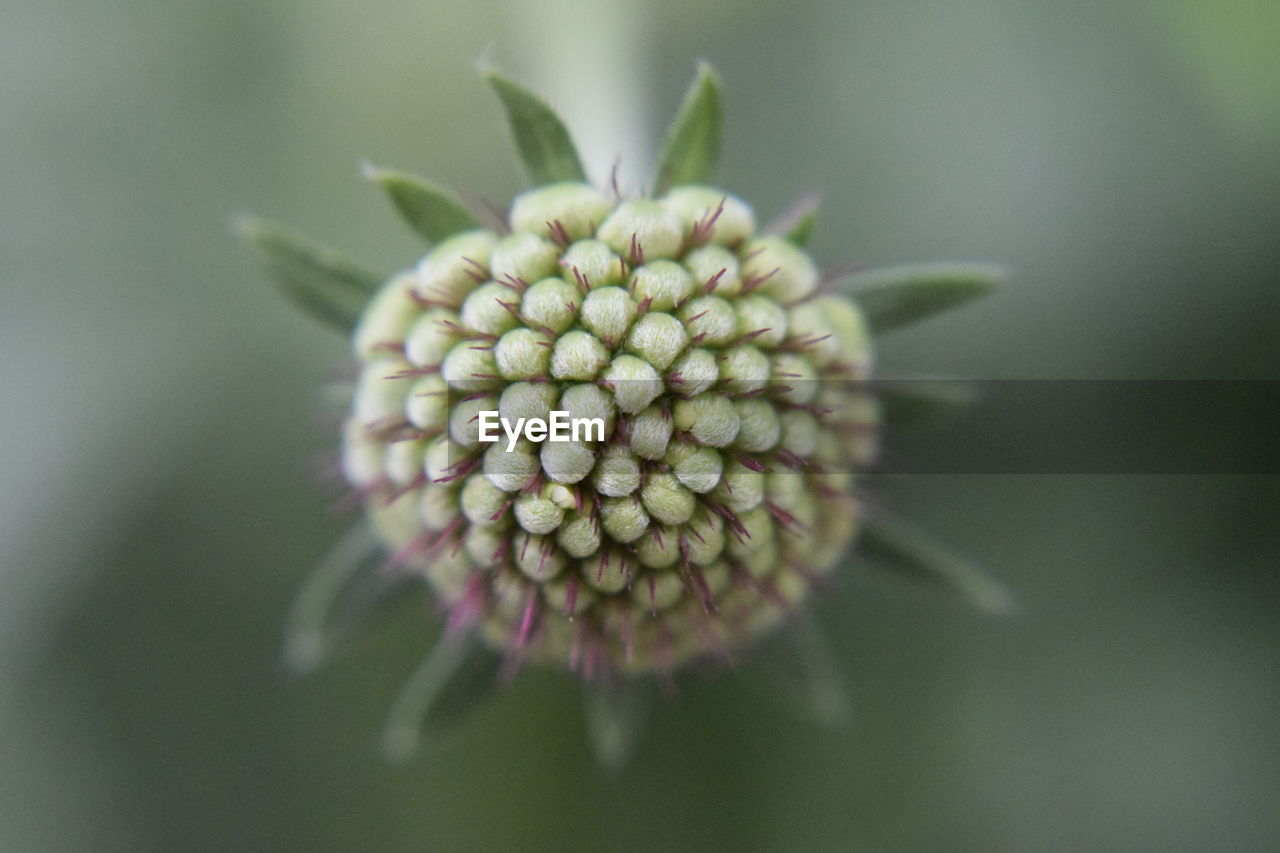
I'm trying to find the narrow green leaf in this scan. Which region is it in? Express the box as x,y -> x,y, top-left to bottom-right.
785,209 -> 818,246
483,69 -> 586,184
362,164 -> 479,243
654,62 -> 723,193
584,680 -> 653,771
282,524 -> 384,674
861,515 -> 1015,615
235,215 -> 385,332
877,379 -> 978,426
380,634 -> 500,762
845,262 -> 1005,334
765,192 -> 821,247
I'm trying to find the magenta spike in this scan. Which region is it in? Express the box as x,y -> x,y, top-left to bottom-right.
765,500 -> 808,532
446,574 -> 487,635
564,576 -> 580,619
546,219 -> 571,247
618,608 -> 635,662
690,198 -> 726,246
461,256 -> 488,283
703,267 -> 727,294
331,480 -> 386,514
515,587 -> 538,649
608,158 -> 623,199
384,472 -> 427,505
489,498 -> 513,523
741,266 -> 780,293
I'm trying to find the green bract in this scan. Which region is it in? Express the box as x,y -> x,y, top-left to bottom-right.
241,64 -> 1005,763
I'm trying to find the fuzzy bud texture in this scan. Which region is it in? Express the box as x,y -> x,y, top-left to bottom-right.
343,183 -> 878,674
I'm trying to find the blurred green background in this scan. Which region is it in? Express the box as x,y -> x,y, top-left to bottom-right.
3,1 -> 1278,850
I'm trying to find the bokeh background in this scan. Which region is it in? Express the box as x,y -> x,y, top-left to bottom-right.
3,1 -> 1278,850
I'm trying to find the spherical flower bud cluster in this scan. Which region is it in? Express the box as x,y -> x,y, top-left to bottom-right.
342,181 -> 879,674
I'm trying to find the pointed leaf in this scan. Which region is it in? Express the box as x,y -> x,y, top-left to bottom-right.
584,680 -> 654,771
483,70 -> 586,184
765,192 -> 821,247
236,215 -> 385,332
380,635 -> 500,762
877,379 -> 978,426
362,164 -> 479,243
654,62 -> 723,193
282,524 -> 385,674
785,209 -> 818,246
861,515 -> 1015,614
845,262 -> 1005,334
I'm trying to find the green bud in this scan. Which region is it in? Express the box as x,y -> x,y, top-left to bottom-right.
733,294 -> 788,348
414,230 -> 496,307
679,295 -> 737,347
741,235 -> 819,304
625,312 -> 688,371
383,437 -> 426,487
440,342 -> 500,392
770,352 -> 819,405
673,393 -> 739,447
353,273 -> 420,359
628,404 -> 673,460
602,354 -> 663,414
779,409 -> 819,457
559,239 -> 623,289
520,277 -> 580,334
733,397 -> 781,452
661,185 -> 755,245
483,439 -> 539,492
513,532 -> 567,580
558,382 -> 617,440
591,445 -> 641,497
714,461 -> 764,514
449,394 -> 498,446
514,494 -> 565,535
461,281 -> 520,337
419,485 -> 461,530
634,526 -> 681,569
631,570 -> 684,611
665,441 -> 723,494
404,374 -> 449,431
499,380 -> 558,424
404,308 -> 463,370
596,200 -> 684,260
489,231 -> 561,284
683,245 -> 742,296
509,182 -> 615,242
640,471 -> 696,525
493,327 -> 553,380
667,348 -> 719,396
629,260 -> 695,311
681,511 -> 726,566
540,439 -> 596,485
353,357 -> 411,423
581,549 -> 632,594
460,472 -> 509,525
600,496 -> 650,544
578,286 -> 638,345
556,511 -> 601,558
340,419 -> 384,488
717,344 -> 770,395
550,330 -> 609,380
